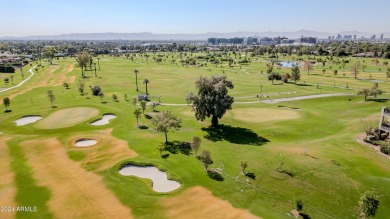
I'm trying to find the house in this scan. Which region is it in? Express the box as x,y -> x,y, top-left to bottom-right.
379,107 -> 390,133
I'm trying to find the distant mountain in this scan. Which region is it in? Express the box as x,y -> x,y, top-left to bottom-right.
0,30 -> 382,41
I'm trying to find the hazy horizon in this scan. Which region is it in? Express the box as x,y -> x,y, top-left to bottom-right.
1,0 -> 390,37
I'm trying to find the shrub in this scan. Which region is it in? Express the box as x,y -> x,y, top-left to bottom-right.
207,169 -> 224,181
380,144 -> 390,155
90,86 -> 101,96
296,199 -> 304,211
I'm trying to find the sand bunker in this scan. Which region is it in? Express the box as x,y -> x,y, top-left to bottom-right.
232,108 -> 300,123
36,107 -> 99,129
119,165 -> 180,193
90,114 -> 117,126
75,139 -> 97,147
14,116 -> 43,126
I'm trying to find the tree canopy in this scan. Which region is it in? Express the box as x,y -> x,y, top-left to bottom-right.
358,191 -> 380,219
75,51 -> 91,77
152,111 -> 182,143
290,66 -> 301,83
187,75 -> 234,127
3,97 -> 10,112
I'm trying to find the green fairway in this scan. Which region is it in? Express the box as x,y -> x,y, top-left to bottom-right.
0,53 -> 390,219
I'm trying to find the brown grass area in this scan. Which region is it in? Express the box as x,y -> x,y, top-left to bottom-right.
231,108 -> 300,123
9,66 -> 59,99
68,129 -> 138,171
22,138 -> 133,219
0,137 -> 16,219
161,186 -> 260,219
36,107 -> 99,129
54,63 -> 75,86
69,75 -> 76,83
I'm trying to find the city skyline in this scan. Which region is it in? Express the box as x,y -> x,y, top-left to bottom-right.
1,0 -> 390,37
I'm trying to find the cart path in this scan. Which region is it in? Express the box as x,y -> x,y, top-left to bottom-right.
161,93 -> 352,106
0,65 -> 36,93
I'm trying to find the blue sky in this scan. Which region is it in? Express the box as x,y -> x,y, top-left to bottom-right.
1,0 -> 389,36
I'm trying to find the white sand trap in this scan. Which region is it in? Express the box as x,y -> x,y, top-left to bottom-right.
119,165 -> 181,193
90,114 -> 117,126
15,116 -> 42,126
75,139 -> 97,147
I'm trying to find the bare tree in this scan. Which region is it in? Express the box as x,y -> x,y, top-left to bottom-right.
351,62 -> 360,79
302,61 -> 313,75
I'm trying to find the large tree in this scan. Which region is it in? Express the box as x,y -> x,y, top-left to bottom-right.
43,46 -> 57,65
75,51 -> 91,77
134,69 -> 140,91
3,97 -> 10,112
357,83 -> 383,101
291,66 -> 301,83
152,111 -> 182,143
302,60 -> 313,75
268,72 -> 282,84
187,75 -> 234,127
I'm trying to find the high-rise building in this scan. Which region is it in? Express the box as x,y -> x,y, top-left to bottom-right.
380,34 -> 384,41
353,35 -> 356,40
207,38 -> 217,45
300,36 -> 317,44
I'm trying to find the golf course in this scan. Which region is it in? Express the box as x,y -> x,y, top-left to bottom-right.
1,52 -> 390,219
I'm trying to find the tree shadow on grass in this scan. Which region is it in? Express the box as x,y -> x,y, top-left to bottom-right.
164,141 -> 192,155
295,83 -> 313,87
367,98 -> 389,103
299,212 -> 311,219
202,125 -> 269,146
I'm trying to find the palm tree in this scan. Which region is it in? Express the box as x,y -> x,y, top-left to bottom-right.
143,79 -> 150,94
134,69 -> 139,91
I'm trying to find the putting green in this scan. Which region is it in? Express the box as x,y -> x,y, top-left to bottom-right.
36,107 -> 99,129
231,108 -> 300,123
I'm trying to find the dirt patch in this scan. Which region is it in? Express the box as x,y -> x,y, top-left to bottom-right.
69,75 -> 76,83
69,129 -> 138,171
36,107 -> 99,129
22,138 -> 133,219
161,186 -> 260,219
232,108 -> 300,123
0,137 -> 16,219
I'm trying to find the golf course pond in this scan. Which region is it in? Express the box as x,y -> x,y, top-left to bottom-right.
119,165 -> 181,193
278,61 -> 300,68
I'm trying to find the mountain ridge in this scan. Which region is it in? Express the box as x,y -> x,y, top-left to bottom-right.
0,30 -> 384,41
